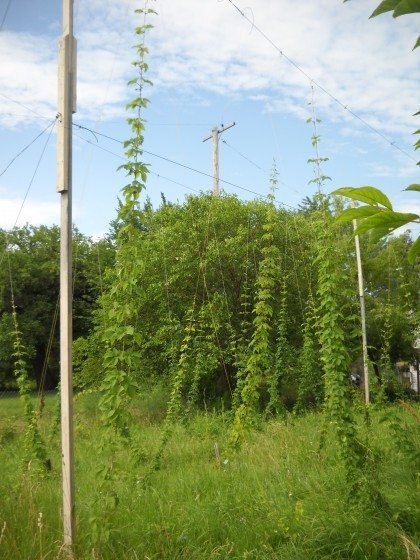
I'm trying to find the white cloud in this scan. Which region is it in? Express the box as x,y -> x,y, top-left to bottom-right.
0,0 -> 418,148
0,198 -> 59,228
368,163 -> 419,179
393,196 -> 420,237
395,197 -> 420,216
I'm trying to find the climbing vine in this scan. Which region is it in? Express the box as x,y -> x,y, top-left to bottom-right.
266,274 -> 289,416
11,304 -> 48,473
90,4 -> 156,545
295,295 -> 323,413
230,168 -> 280,446
98,3 -> 155,437
316,216 -> 360,480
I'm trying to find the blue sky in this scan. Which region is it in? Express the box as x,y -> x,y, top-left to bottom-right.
0,0 -> 418,237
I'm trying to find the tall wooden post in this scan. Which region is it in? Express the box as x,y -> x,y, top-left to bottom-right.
203,122 -> 236,196
211,127 -> 219,196
353,219 -> 370,405
57,0 -> 76,547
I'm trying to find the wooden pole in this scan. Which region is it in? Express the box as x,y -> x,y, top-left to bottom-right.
57,0 -> 76,547
212,127 -> 219,196
203,122 -> 235,196
353,219 -> 370,405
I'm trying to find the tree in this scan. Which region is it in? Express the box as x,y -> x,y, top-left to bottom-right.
0,225 -> 114,389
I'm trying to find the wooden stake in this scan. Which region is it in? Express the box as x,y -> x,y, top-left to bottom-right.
353,219 -> 370,405
57,0 -> 76,547
203,122 -> 235,196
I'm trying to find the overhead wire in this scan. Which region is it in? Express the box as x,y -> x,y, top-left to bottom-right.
0,119 -> 56,178
0,118 -> 57,271
72,122 -> 300,211
221,138 -> 267,172
0,92 -> 53,122
0,0 -> 12,32
225,0 -> 417,164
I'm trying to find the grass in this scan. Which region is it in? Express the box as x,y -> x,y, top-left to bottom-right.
0,390 -> 419,560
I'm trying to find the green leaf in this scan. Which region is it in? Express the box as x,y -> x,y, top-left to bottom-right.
393,0 -> 420,17
413,35 -> 420,49
369,226 -> 396,243
331,186 -> 393,210
335,206 -> 381,223
370,0 -> 399,17
354,211 -> 419,237
370,0 -> 420,17
407,235 -> 420,264
405,184 -> 420,192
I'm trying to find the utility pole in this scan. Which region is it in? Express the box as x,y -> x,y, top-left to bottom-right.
353,217 -> 370,405
203,122 -> 235,196
57,0 -> 76,547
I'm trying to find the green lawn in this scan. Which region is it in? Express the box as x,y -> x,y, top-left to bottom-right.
0,392 -> 418,560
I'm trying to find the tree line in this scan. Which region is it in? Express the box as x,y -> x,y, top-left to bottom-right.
1,193 -> 417,402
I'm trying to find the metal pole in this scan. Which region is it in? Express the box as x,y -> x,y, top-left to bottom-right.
57,0 -> 76,547
353,219 -> 370,405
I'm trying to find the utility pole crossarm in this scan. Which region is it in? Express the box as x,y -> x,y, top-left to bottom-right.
202,121 -> 236,142
203,122 -> 236,196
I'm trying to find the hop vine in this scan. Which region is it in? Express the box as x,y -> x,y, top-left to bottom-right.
98,3 -> 156,437
230,168 -> 280,446
11,304 -> 49,472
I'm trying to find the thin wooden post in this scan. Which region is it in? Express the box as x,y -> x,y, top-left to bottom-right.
57,0 -> 76,547
203,122 -> 236,196
353,219 -> 370,405
212,127 -> 219,196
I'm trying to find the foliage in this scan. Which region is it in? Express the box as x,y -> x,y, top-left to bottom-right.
98,4 -> 155,437
267,275 -> 291,416
230,176 -> 282,447
338,1 -> 420,259
0,225 -> 114,389
11,303 -> 48,472
333,186 -> 420,263
295,296 -> 324,413
316,211 -> 361,481
369,0 -> 420,49
1,395 -> 419,560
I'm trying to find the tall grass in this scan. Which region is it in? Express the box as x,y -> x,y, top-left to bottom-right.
0,391 -> 418,559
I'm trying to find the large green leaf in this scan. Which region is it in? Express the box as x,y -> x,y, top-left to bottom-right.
370,0 -> 420,17
354,211 -> 419,237
370,226 -> 396,243
335,206 -> 381,223
407,235 -> 420,264
370,0 -> 399,17
405,184 -> 420,192
332,186 -> 393,209
393,0 -> 420,16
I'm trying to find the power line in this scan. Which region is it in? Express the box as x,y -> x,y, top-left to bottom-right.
11,120 -> 56,229
225,0 -> 417,164
0,0 -> 12,32
221,138 -> 267,172
73,123 -> 299,210
73,123 -> 269,199
0,120 -> 56,269
148,123 -> 213,127
0,119 -> 56,178
0,92 -> 53,122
